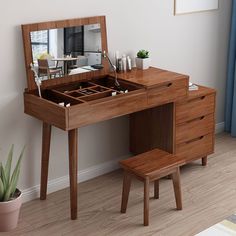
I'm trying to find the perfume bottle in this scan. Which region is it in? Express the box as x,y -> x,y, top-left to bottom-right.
115,51 -> 120,70
127,56 -> 132,71
122,55 -> 127,72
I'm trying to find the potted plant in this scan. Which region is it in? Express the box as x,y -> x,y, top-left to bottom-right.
0,145 -> 25,232
135,49 -> 151,70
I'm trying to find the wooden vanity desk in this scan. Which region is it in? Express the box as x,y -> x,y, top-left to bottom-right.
21,16 -> 216,220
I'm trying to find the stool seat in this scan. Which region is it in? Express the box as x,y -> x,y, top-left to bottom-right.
119,148 -> 184,226
120,149 -> 184,180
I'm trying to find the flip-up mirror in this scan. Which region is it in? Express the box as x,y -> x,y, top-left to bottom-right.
22,16 -> 108,91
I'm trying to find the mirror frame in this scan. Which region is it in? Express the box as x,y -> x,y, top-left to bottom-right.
22,16 -> 109,91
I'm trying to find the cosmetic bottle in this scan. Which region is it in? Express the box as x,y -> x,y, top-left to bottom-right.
118,58 -> 123,72
127,56 -> 132,71
122,55 -> 127,72
115,51 -> 120,70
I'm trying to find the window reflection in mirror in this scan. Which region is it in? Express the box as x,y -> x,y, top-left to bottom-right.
30,23 -> 102,80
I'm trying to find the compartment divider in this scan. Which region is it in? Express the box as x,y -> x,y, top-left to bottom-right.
50,90 -> 87,104
79,89 -> 115,102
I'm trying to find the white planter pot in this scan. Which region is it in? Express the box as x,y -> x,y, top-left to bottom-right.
135,57 -> 151,70
0,189 -> 22,232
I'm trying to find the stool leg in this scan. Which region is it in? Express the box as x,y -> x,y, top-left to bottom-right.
202,156 -> 207,166
121,171 -> 132,213
154,180 -> 159,199
144,177 -> 150,226
171,167 -> 182,210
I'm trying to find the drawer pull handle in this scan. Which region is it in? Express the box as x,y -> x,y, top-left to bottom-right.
188,95 -> 207,103
151,83 -> 173,91
186,116 -> 205,123
186,136 -> 204,144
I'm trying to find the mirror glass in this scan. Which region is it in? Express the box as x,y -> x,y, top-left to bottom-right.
30,23 -> 102,80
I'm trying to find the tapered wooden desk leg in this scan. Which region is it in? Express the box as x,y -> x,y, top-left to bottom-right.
121,171 -> 132,213
68,129 -> 78,220
40,122 -> 51,200
144,178 -> 150,226
171,167 -> 182,210
154,180 -> 159,199
202,156 -> 207,166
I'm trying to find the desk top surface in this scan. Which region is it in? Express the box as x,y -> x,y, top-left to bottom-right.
117,67 -> 189,88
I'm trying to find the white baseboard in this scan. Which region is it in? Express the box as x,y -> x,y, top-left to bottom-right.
22,122 -> 225,203
215,122 -> 225,134
22,154 -> 130,203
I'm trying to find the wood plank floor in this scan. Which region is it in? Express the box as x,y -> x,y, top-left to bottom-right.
2,133 -> 236,236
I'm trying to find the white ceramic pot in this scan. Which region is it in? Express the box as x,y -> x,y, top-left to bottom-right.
0,189 -> 22,232
135,57 -> 151,70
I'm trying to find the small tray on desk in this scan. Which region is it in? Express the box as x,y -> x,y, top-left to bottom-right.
41,76 -> 143,105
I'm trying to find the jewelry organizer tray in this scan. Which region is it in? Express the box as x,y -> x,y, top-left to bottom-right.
41,76 -> 143,107
24,76 -> 147,130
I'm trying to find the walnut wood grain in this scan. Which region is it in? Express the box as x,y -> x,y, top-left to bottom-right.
175,86 -> 216,165
68,90 -> 147,129
171,167 -> 182,210
21,15 -> 215,224
176,133 -> 214,163
120,171 -> 132,214
40,123 -> 51,200
176,113 -> 214,144
120,149 -> 185,181
147,78 -> 187,106
68,129 -> 78,220
120,149 -> 183,226
24,93 -> 68,130
154,180 -> 159,199
176,94 -> 215,124
130,85 -> 216,166
202,156 -> 208,166
22,16 -> 109,92
117,67 -> 189,88
130,103 -> 174,155
144,177 -> 150,226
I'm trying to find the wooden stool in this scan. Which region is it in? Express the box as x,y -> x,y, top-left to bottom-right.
119,149 -> 184,226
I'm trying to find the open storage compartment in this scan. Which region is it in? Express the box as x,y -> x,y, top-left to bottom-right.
24,75 -> 147,130
48,76 -> 144,105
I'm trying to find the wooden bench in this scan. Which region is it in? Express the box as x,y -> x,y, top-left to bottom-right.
119,148 -> 184,226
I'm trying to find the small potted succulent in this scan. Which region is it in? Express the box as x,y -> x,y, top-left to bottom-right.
135,49 -> 151,70
0,145 -> 25,232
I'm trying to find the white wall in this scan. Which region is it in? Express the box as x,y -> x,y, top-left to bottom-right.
0,0 -> 232,195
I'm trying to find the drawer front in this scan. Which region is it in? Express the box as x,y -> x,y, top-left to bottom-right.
68,91 -> 147,129
24,93 -> 67,130
176,113 -> 214,144
147,79 -> 187,106
176,133 -> 214,163
176,94 -> 215,124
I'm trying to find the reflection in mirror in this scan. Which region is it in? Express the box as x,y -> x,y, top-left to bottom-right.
30,23 -> 102,80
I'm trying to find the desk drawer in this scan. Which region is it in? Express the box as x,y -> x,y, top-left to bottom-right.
176,133 -> 214,163
176,94 -> 215,124
147,79 -> 187,106
176,113 -> 214,144
68,91 -> 147,129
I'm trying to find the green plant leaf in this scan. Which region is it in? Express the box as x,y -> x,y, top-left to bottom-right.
137,49 -> 149,59
0,163 -> 7,190
3,168 -> 20,201
6,146 -> 25,200
0,178 -> 4,201
5,144 -> 14,185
